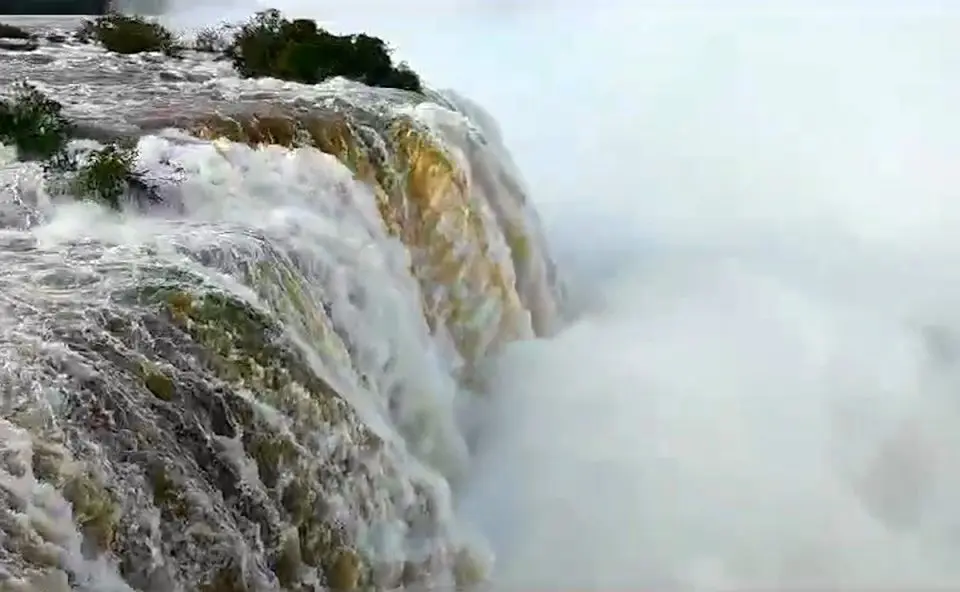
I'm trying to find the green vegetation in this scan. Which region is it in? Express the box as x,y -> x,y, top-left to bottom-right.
77,13 -> 182,56
0,83 -> 166,210
69,8 -> 424,91
74,144 -> 149,210
0,22 -> 32,39
227,9 -> 423,92
0,82 -> 72,163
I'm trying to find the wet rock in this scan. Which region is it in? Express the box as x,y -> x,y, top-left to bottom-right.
0,40 -> 38,52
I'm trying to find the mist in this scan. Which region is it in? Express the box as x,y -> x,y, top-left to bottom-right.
457,3 -> 960,588
163,0 -> 960,587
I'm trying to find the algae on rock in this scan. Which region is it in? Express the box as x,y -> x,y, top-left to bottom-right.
187,100 -> 549,379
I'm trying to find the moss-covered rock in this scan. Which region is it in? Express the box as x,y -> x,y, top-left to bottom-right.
61,473 -> 120,554
141,362 -> 175,401
183,103 -> 538,386
126,282 -> 382,586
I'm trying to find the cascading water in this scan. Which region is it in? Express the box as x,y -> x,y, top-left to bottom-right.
10,2 -> 960,590
0,16 -> 562,590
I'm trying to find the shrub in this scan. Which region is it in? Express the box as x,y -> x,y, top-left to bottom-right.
227,9 -> 423,93
0,82 -> 73,163
77,13 -> 181,57
73,144 -> 142,209
194,26 -> 228,53
0,85 -> 168,210
0,22 -> 31,39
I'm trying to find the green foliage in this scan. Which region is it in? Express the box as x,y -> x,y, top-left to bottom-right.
0,22 -> 32,39
227,9 -> 423,93
0,82 -> 73,163
0,84 -> 168,211
77,13 -> 181,57
73,144 -> 142,210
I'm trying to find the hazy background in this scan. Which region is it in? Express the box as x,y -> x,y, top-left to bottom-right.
157,0 -> 960,586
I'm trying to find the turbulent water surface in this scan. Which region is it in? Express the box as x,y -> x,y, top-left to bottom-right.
9,3 -> 960,591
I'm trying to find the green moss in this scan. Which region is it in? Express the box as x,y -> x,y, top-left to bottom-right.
245,432 -> 298,489
272,528 -> 303,587
30,440 -> 66,484
61,474 -> 119,554
134,283 -> 379,584
148,464 -> 191,520
141,363 -> 175,401
140,286 -> 343,412
279,477 -> 311,521
199,563 -> 247,592
325,548 -> 361,590
505,225 -> 530,262
244,258 -> 346,364
453,548 -> 487,588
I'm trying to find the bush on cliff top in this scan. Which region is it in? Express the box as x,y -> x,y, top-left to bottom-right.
0,22 -> 32,40
228,9 -> 423,92
69,8 -> 423,92
0,83 -> 164,210
77,13 -> 181,56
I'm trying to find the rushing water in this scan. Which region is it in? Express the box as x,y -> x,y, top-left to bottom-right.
0,15 -> 565,590
9,2 -> 960,590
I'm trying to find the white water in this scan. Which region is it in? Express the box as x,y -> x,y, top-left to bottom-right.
142,0 -> 960,588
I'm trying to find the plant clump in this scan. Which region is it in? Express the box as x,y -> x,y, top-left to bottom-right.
0,22 -> 32,39
77,13 -> 181,56
194,26 -> 229,53
0,82 -> 73,163
227,9 -> 422,92
73,144 -> 145,209
0,83 -> 170,210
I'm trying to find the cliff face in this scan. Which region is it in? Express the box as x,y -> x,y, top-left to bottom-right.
0,30 -> 563,592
